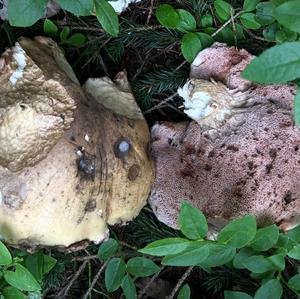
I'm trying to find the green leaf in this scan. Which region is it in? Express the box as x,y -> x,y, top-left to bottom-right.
250,270 -> 275,280
224,291 -> 253,299
275,28 -> 298,43
64,33 -> 87,46
256,2 -> 275,26
95,0 -> 119,36
97,239 -> 119,261
250,225 -> 279,251
263,23 -> 279,41
60,27 -> 70,42
176,9 -> 196,32
43,19 -> 58,38
42,255 -> 57,274
156,4 -> 180,29
243,0 -> 260,12
275,1 -> 300,33
242,42 -> 300,83
235,24 -> 246,40
57,0 -> 93,16
267,254 -> 285,271
218,215 -> 256,248
179,202 -> 208,239
287,224 -> 300,242
105,258 -> 126,292
2,286 -> 26,299
8,0 -> 48,27
25,252 -> 44,282
139,238 -> 192,256
177,284 -> 191,299
199,244 -> 236,267
243,255 -> 274,273
254,279 -> 282,299
121,275 -> 137,299
202,27 -> 217,35
240,13 -> 261,29
215,27 -> 235,44
126,257 -> 160,277
195,33 -> 214,49
294,86 -> 300,125
200,14 -> 213,27
162,244 -> 209,266
271,0 -> 286,6
4,264 -> 41,292
274,234 -> 296,252
0,241 -> 12,266
288,274 -> 300,291
288,244 -> 300,260
214,0 -> 233,22
181,32 -> 202,63
233,248 -> 256,269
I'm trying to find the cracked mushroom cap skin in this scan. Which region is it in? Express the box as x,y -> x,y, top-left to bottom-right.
149,44 -> 300,232
0,37 -> 153,249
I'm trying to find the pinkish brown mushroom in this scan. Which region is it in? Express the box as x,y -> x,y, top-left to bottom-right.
149,43 -> 300,233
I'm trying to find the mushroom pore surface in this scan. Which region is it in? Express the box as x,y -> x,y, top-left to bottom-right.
149,43 -> 300,232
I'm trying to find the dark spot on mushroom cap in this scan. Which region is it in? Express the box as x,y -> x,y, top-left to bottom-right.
85,199 -> 96,212
77,152 -> 96,179
128,164 -> 140,181
226,145 -> 239,152
283,191 -> 296,205
114,137 -> 131,159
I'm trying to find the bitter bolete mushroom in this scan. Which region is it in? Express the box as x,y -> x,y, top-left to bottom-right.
149,43 -> 300,233
0,37 -> 153,250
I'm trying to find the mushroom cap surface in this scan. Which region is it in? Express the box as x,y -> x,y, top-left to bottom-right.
0,37 -> 153,249
149,44 -> 300,232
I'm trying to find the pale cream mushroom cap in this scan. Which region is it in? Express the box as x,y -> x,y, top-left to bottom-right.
0,37 -> 153,249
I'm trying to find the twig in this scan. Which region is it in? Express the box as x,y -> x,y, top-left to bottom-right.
137,265 -> 166,299
243,28 -> 270,42
132,51 -> 152,81
211,10 -> 243,38
143,92 -> 178,115
71,255 -> 98,262
146,0 -> 155,25
175,61 -> 187,71
230,8 -> 237,47
56,21 -> 163,33
119,241 -> 138,251
166,266 -> 194,299
82,260 -> 109,299
58,260 -> 88,298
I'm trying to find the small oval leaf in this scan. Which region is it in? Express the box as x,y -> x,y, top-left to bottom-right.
4,264 -> 41,292
218,215 -> 257,248
0,241 -> 12,266
177,284 -> 191,299
162,244 -> 209,266
105,258 -> 126,292
97,239 -> 119,261
181,32 -> 202,63
126,257 -> 160,277
156,4 -> 180,29
179,202 -> 208,240
95,0 -> 119,36
139,238 -> 191,256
